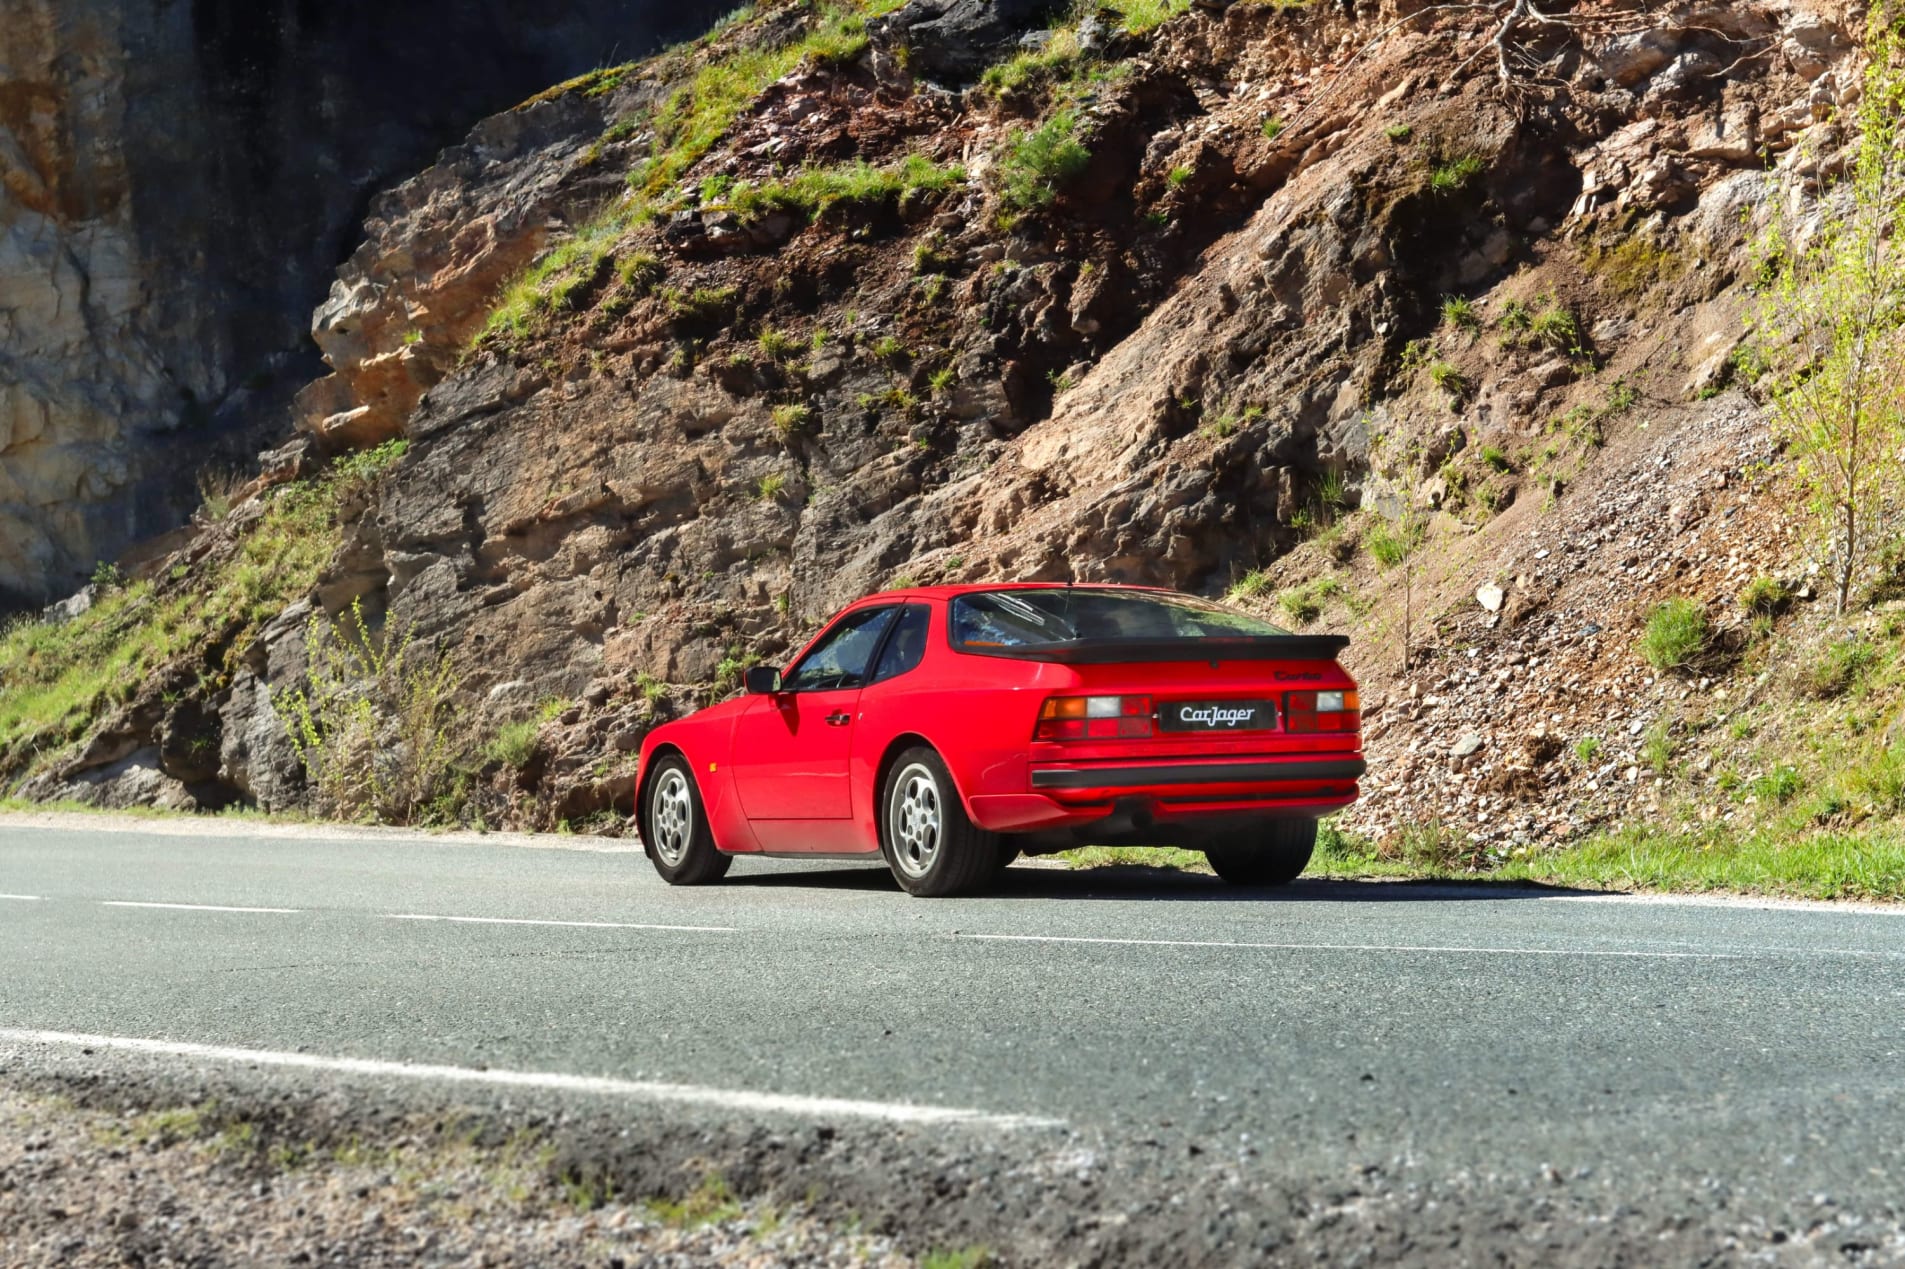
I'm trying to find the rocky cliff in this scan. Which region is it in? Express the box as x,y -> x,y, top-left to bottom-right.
5,0 -> 1899,867
0,0 -> 736,609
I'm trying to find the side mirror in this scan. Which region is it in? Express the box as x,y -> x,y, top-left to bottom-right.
743,665 -> 783,694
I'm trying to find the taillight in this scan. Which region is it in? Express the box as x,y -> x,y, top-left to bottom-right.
1284,689 -> 1360,733
1035,695 -> 1155,741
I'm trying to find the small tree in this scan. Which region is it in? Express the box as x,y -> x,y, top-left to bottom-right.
1758,7 -> 1905,616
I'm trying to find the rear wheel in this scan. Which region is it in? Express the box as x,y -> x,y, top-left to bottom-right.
880,747 -> 999,897
1204,819 -> 1316,887
642,755 -> 732,886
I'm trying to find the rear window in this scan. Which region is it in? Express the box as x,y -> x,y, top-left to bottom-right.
949,589 -> 1290,649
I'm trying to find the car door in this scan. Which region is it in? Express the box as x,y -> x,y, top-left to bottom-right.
730,605 -> 899,821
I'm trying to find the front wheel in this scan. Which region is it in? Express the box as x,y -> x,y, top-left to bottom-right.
1204,819 -> 1316,887
642,755 -> 732,886
880,747 -> 999,897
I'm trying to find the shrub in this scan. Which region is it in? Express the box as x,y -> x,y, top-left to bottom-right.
1167,164 -> 1192,188
1481,444 -> 1511,472
274,600 -> 470,825
1574,735 -> 1602,763
1638,598 -> 1709,671
756,473 -> 788,502
1261,116 -> 1285,141
998,110 -> 1091,210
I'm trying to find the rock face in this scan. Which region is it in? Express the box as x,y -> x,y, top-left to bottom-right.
0,0 -> 736,609
2,0 -> 1881,846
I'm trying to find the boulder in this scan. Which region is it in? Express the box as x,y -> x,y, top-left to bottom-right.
868,0 -> 1074,82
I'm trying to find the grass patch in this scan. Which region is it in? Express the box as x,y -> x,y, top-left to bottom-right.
1637,598 -> 1710,671
1799,637 -> 1879,699
1582,230 -> 1686,298
1441,295 -> 1480,330
1058,845 -> 1212,872
1117,0 -> 1193,32
647,1172 -> 744,1227
1428,153 -> 1485,195
980,29 -> 1082,96
0,442 -> 409,783
997,109 -> 1091,210
1277,576 -> 1345,624
724,154 -> 964,223
1366,517 -> 1424,568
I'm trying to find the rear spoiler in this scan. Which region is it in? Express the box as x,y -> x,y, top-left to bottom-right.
955,635 -> 1350,664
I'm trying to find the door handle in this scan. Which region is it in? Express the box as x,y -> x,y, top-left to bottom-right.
825,711 -> 851,726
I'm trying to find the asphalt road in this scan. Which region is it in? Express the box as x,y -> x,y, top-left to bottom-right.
4,818 -> 1904,1263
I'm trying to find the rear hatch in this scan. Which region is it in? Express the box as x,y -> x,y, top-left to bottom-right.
949,587 -> 1361,764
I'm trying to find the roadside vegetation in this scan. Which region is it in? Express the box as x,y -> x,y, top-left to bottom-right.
0,441 -> 409,789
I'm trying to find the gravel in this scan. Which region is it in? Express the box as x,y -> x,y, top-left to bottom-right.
0,1086 -> 916,1268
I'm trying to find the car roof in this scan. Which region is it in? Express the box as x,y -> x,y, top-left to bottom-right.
849,581 -> 1179,604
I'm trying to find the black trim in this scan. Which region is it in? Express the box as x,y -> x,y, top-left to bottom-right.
957,635 -> 1349,663
1030,758 -> 1366,790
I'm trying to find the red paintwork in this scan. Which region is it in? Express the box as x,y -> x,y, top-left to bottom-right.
633,583 -> 1364,857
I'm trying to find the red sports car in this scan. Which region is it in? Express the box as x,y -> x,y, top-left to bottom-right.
634,584 -> 1363,896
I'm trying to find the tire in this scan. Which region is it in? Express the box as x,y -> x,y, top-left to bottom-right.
1204,818 -> 1317,887
642,755 -> 732,886
880,746 -> 1000,897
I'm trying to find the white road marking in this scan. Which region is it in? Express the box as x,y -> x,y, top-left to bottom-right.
0,893 -> 44,901
387,914 -> 735,933
101,901 -> 301,914
958,933 -> 1748,960
0,1029 -> 1064,1131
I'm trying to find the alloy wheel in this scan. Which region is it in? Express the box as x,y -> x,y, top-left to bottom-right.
650,768 -> 694,867
888,762 -> 943,878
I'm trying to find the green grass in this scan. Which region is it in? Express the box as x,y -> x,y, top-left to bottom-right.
1366,517 -> 1423,568
1441,295 -> 1480,329
0,441 -> 407,782
1058,845 -> 1212,872
997,109 -> 1091,210
756,472 -> 788,501
1277,576 -> 1345,624
1738,575 -> 1787,614
771,402 -> 813,435
1226,569 -> 1273,602
1800,638 -> 1878,699
1427,360 -> 1468,398
980,30 -> 1082,96
1116,0 -> 1192,33
1428,154 -> 1485,194
1260,116 -> 1286,140
1092,821 -> 1905,902
1638,598 -> 1709,671
723,155 -> 964,223
1480,444 -> 1511,472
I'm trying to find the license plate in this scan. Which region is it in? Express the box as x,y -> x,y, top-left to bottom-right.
1157,700 -> 1276,732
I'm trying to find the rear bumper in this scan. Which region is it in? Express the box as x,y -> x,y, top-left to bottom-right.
1027,757 -> 1365,791
968,755 -> 1364,835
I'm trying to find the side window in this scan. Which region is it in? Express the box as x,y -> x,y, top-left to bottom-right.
781,607 -> 898,692
868,605 -> 931,684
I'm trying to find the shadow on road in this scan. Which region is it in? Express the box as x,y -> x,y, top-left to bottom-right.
722,860 -> 1594,903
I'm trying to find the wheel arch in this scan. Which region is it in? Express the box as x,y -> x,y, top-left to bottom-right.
635,742 -> 689,833
872,732 -> 974,825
